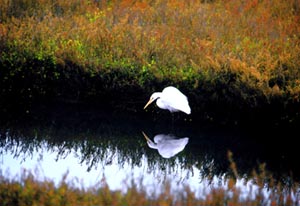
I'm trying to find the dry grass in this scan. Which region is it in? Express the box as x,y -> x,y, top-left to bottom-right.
0,0 -> 300,123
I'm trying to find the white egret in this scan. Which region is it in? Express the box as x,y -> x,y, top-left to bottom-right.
142,132 -> 189,158
143,86 -> 191,114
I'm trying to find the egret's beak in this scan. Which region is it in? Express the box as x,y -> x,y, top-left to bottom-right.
142,131 -> 152,143
143,98 -> 154,110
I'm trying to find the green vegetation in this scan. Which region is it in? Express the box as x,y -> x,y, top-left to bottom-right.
0,0 -> 300,124
1,1 -> 299,203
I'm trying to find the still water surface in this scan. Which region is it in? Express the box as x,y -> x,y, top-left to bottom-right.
0,106 -> 299,199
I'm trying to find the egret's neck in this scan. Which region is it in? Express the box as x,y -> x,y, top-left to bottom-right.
152,92 -> 162,100
156,98 -> 167,110
147,141 -> 157,149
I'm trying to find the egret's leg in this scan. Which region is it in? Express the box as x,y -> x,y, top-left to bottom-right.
171,113 -> 175,132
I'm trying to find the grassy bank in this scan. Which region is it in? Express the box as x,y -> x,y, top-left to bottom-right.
0,0 -> 300,126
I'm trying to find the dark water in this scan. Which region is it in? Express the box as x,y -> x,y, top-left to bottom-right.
0,103 -> 299,198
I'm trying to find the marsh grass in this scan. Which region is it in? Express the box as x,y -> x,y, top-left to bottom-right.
1,151 -> 299,206
0,0 -> 300,124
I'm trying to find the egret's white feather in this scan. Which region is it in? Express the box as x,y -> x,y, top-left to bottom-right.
144,86 -> 191,114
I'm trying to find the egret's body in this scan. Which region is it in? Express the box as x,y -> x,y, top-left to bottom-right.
144,86 -> 191,114
142,132 -> 189,158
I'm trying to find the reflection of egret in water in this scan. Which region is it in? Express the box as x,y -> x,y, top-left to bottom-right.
142,132 -> 189,158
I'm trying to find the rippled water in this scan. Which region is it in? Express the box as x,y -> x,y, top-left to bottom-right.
1,104 -> 299,199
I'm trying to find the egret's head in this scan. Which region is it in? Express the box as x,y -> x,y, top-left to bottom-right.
143,92 -> 161,110
142,131 -> 157,149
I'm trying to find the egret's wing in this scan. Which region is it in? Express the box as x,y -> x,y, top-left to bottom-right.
153,134 -> 175,143
160,89 -> 191,114
157,137 -> 189,158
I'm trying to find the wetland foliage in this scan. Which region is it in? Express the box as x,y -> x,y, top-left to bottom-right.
0,0 -> 300,203
0,0 -> 300,125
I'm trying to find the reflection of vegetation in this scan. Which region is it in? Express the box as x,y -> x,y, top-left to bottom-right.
0,124 -> 219,178
0,110 -> 299,183
1,109 -> 300,204
1,154 -> 299,205
0,128 -> 144,172
1,0 -> 300,125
